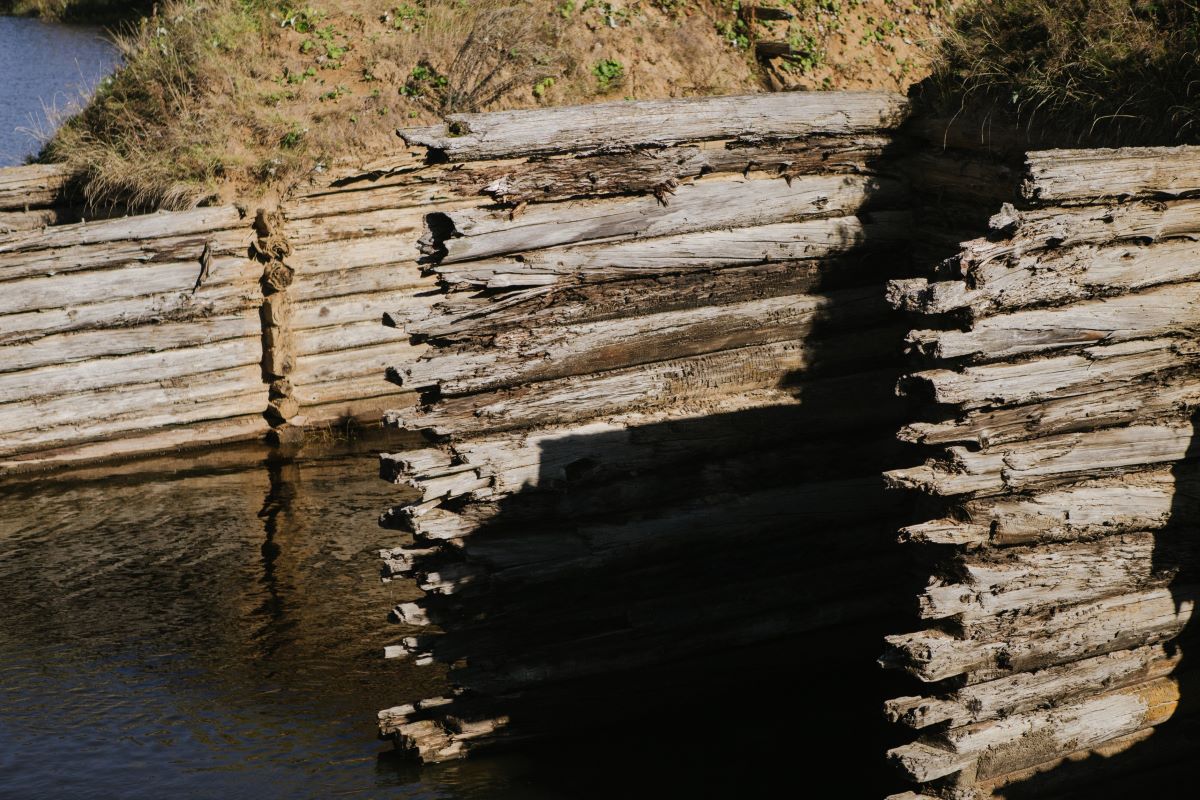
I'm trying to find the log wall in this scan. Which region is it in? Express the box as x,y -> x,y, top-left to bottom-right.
883,138 -> 1200,798
369,91 -> 920,778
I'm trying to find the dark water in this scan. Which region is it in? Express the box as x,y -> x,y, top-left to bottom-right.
0,440 -> 577,800
0,16 -> 120,166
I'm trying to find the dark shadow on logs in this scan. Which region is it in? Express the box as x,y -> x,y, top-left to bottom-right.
392,153 -> 932,793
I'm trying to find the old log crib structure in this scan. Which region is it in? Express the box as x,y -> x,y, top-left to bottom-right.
6,90 -> 1200,796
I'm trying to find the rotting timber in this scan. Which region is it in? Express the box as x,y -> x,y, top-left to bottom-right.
7,89 -> 1200,796
370,91 -> 920,779
884,131 -> 1200,798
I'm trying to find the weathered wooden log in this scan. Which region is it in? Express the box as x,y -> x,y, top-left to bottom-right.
0,163 -> 69,210
392,287 -> 890,396
880,585 -> 1195,683
290,291 -> 434,331
292,342 -> 423,386
430,211 -> 911,288
0,413 -> 269,475
891,237 -> 1200,318
0,207 -> 81,232
289,263 -> 431,303
899,338 -> 1200,410
956,199 -> 1200,274
398,91 -> 909,160
1023,146 -> 1200,202
390,342 -> 898,437
886,422 -> 1195,497
403,259 -> 896,345
0,335 -> 263,403
905,282 -> 1200,362
294,320 -> 416,357
918,533 -> 1188,621
898,367 -> 1200,447
424,173 -> 902,264
0,205 -> 245,254
2,313 -> 262,375
889,675 -> 1182,784
0,385 -> 268,456
886,644 -> 1180,731
283,205 -> 453,249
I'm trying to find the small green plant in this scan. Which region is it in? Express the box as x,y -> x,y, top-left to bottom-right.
592,58 -> 624,90
401,63 -> 449,97
786,29 -> 823,74
556,0 -> 575,19
532,76 -> 555,98
279,124 -> 306,148
319,85 -> 349,101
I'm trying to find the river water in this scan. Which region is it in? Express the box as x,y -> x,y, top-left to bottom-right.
0,437 -> 595,799
0,16 -> 120,166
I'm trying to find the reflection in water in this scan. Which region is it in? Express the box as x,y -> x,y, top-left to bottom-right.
0,17 -> 120,166
0,441 -> 575,800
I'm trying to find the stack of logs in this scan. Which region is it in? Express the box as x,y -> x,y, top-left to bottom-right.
0,205 -> 270,472
0,164 -> 74,233
883,142 -> 1200,796
370,91 -> 921,770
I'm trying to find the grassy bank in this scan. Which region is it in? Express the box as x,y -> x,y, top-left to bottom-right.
19,1 -> 957,210
924,0 -> 1200,146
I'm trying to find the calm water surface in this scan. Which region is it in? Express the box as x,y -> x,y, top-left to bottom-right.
0,441 -> 580,800
0,16 -> 120,166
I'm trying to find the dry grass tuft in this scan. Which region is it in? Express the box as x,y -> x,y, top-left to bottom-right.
926,0 -> 1200,146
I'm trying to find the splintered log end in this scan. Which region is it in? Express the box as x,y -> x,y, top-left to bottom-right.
883,464 -> 941,494
888,741 -> 976,783
899,519 -> 990,547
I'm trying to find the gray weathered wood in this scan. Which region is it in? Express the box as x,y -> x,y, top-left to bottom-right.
1024,146 -> 1200,202
398,91 -> 909,160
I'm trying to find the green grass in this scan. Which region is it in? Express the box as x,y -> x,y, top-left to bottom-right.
926,0 -> 1200,146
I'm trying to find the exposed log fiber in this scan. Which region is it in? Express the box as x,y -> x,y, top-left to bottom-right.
956,199 -> 1200,274
885,422 -> 1195,497
899,338 -> 1200,410
431,211 -> 911,289
918,533 -> 1187,621
424,173 -> 903,264
905,282 -> 1200,362
890,238 -> 1200,318
881,585 -> 1195,684
898,367 -> 1200,446
1023,146 -> 1200,202
473,136 -> 892,205
899,470 -> 1189,547
392,287 -> 889,396
888,675 -> 1182,784
398,91 -> 909,160
389,343 -> 897,437
886,645 -> 1180,730
403,259 -> 896,345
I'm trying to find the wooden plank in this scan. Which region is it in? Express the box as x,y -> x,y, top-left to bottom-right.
906,282 -> 1200,362
885,422 -> 1195,497
293,319 -> 418,357
432,211 -> 910,288
1024,146 -> 1200,202
398,91 -> 909,160
289,262 -> 431,303
427,173 -> 902,263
